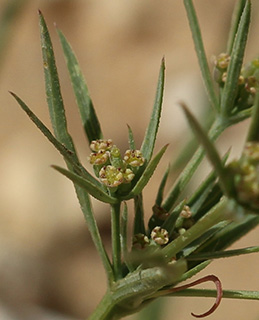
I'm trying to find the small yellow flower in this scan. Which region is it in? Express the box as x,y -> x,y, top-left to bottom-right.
90,139 -> 113,152
88,150 -> 109,165
99,165 -> 124,187
132,233 -> 150,249
151,226 -> 169,245
180,205 -> 192,219
123,168 -> 135,183
124,150 -> 145,167
214,53 -> 230,69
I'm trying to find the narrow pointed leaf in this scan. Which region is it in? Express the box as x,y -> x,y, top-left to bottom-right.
188,150 -> 230,215
195,214 -> 259,257
187,245 -> 259,261
161,200 -> 186,236
184,0 -> 219,113
181,103 -> 231,196
155,164 -> 170,207
166,288 -> 259,301
133,193 -> 146,235
39,11 -> 75,152
227,0 -> 247,54
140,58 -> 165,163
52,165 -> 118,204
161,119 -> 224,213
127,124 -> 136,150
127,144 -> 168,198
10,92 -> 102,188
57,29 -> 103,143
221,0 -> 251,116
181,221 -> 229,258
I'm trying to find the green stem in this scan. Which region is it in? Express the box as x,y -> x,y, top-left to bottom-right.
166,288 -> 259,301
111,202 -> 122,280
88,291 -> 116,320
133,193 -> 146,235
246,91 -> 259,142
162,197 -> 228,260
162,118 -> 224,212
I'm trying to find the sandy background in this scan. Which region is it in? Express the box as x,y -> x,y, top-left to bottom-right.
0,0 -> 259,319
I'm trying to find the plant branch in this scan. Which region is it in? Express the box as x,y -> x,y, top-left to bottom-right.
111,202 -> 122,281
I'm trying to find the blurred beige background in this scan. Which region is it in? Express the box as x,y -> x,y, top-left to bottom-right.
0,0 -> 259,319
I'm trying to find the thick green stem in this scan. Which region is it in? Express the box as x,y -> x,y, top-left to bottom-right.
88,291 -> 116,320
111,202 -> 122,281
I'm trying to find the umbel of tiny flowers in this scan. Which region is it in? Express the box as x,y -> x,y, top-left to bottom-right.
213,55 -> 259,111
88,139 -> 145,190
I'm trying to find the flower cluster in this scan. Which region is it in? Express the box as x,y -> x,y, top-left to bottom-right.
228,142 -> 259,211
213,53 -> 231,84
213,55 -> 259,111
88,139 -> 145,188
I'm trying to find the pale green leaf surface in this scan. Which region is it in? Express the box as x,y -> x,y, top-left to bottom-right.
184,0 -> 219,112
155,164 -> 170,207
227,0 -> 247,54
39,12 -> 75,152
140,58 -> 165,163
181,103 -> 231,196
127,124 -> 136,150
187,245 -> 259,261
58,29 -> 103,143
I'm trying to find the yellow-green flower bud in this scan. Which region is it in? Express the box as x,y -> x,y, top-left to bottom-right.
244,76 -> 257,94
90,139 -> 113,152
151,226 -> 169,245
180,205 -> 192,219
215,53 -> 230,69
124,150 -> 145,167
110,145 -> 124,169
88,150 -> 109,165
229,142 -> 259,211
123,168 -> 135,183
213,53 -> 230,84
132,233 -> 150,249
99,165 -> 124,187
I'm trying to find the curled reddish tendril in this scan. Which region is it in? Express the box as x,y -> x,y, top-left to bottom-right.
170,275 -> 222,318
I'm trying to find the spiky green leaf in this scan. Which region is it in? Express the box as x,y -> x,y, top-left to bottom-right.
39,11 -> 75,152
140,58 -> 165,163
57,29 -> 103,143
181,103 -> 231,196
184,0 -> 219,113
